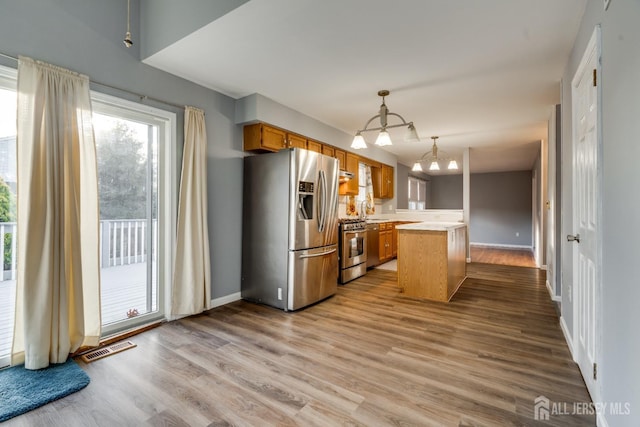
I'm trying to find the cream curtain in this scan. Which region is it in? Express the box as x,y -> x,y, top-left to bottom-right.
12,57 -> 101,369
171,106 -> 211,315
364,165 -> 375,215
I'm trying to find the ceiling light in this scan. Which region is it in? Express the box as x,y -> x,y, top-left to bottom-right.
412,136 -> 459,173
123,0 -> 133,48
351,90 -> 419,149
375,130 -> 392,147
351,132 -> 367,149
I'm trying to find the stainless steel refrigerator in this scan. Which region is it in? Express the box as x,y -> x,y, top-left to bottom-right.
242,148 -> 339,311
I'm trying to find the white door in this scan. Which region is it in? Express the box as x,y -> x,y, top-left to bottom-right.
570,26 -> 601,401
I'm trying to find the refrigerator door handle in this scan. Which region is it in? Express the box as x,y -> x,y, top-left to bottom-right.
318,169 -> 327,233
298,248 -> 337,259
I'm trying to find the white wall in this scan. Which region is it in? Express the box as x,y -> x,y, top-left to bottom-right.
561,1 -> 640,425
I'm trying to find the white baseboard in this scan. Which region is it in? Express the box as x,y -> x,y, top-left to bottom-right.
559,316 -> 575,360
470,242 -> 533,250
546,280 -> 561,302
210,292 -> 242,308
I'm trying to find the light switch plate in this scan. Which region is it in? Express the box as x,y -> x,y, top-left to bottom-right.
604,0 -> 610,10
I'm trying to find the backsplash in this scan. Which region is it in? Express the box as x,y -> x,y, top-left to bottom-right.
338,196 -> 382,218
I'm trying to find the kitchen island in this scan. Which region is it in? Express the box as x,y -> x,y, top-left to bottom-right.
396,222 -> 467,302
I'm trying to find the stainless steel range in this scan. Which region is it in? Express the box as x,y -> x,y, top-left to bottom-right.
338,218 -> 367,284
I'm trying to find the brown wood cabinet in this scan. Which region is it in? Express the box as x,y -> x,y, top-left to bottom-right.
380,165 -> 394,198
321,145 -> 335,157
339,152 -> 359,195
372,164 -> 395,199
288,133 -> 306,149
379,222 -> 394,263
244,123 -> 307,152
334,149 -> 346,170
307,139 -> 322,153
397,225 -> 467,302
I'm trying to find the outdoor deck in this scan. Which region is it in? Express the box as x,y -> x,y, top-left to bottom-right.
0,262 -> 156,359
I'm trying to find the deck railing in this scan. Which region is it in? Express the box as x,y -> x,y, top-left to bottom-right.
0,219 -> 157,281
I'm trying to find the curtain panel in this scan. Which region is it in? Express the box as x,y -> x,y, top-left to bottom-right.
171,106 -> 211,316
12,57 -> 101,369
364,165 -> 376,215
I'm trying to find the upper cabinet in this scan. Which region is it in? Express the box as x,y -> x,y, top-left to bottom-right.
307,139 -> 322,153
321,144 -> 335,157
244,123 -> 307,152
339,153 -> 359,195
372,164 -> 394,199
244,122 -> 393,198
334,149 -> 346,170
381,164 -> 394,199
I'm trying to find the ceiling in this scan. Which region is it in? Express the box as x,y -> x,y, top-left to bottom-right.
144,0 -> 586,173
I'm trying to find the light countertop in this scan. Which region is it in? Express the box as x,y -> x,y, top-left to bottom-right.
395,222 -> 466,231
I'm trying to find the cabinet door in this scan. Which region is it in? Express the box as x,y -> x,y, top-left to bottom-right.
244,123 -> 287,152
307,139 -> 322,153
340,152 -> 359,195
379,230 -> 387,263
334,149 -> 346,170
380,230 -> 393,261
287,133 -> 307,149
381,165 -> 394,198
322,145 -> 335,157
261,125 -> 288,151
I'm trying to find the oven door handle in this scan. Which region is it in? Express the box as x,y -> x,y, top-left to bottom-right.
344,230 -> 366,238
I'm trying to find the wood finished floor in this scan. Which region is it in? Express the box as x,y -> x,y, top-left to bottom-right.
5,264 -> 593,426
470,246 -> 537,268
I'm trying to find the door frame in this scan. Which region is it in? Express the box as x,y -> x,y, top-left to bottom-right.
570,25 -> 603,403
91,91 -> 177,333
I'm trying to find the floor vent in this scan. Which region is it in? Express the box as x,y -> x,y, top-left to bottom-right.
80,340 -> 137,363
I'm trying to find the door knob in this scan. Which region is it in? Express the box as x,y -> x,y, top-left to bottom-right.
567,233 -> 580,243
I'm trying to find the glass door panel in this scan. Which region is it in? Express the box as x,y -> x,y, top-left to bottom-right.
94,113 -> 159,331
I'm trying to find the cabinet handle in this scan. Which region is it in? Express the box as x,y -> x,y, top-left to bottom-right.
282,137 -> 287,148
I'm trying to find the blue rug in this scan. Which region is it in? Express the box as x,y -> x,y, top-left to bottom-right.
0,358 -> 90,422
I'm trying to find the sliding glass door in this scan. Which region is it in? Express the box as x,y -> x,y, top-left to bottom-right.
92,93 -> 174,336
0,71 -> 174,366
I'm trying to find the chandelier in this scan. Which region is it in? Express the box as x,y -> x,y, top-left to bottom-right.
351,90 -> 420,149
412,136 -> 458,172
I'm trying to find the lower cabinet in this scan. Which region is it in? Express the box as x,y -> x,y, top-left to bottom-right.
378,223 -> 394,264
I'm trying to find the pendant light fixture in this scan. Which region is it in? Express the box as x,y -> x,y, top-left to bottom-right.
351,90 -> 420,149
123,0 -> 133,48
411,136 -> 459,172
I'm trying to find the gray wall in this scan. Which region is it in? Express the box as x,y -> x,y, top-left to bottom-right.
0,0 -> 243,299
430,174 -> 463,209
470,171 -> 532,247
561,1 -> 640,424
396,163 -> 410,209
